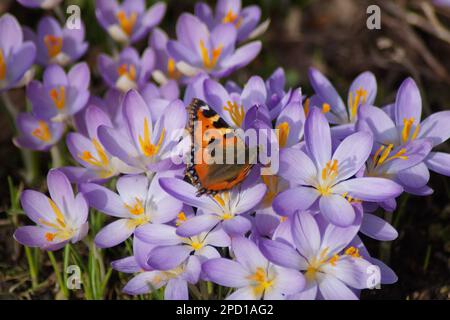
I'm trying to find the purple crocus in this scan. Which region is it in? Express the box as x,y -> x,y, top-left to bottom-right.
260,211 -> 380,300
24,16 -> 87,66
62,104 -> 140,183
27,62 -> 90,122
358,78 -> 450,190
80,172 -> 183,248
0,14 -> 36,92
97,90 -> 187,173
274,107 -> 403,227
13,113 -> 64,151
308,67 -> 377,139
203,237 -> 305,300
135,223 -> 230,270
97,47 -> 155,92
112,236 -> 155,274
195,0 -> 270,43
14,169 -> 89,251
159,176 -> 266,236
96,0 -> 166,45
122,255 -> 201,299
167,13 -> 261,79
17,0 -> 62,9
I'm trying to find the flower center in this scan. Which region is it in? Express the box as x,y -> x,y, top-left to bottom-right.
0,49 -> 6,81
138,117 -> 166,157
176,211 -> 187,226
78,138 -> 110,168
39,199 -> 74,242
117,10 -> 137,36
372,144 -> 408,168
262,175 -> 279,206
199,40 -> 222,70
117,63 -> 136,82
276,122 -> 290,148
223,100 -> 245,127
124,197 -> 145,216
167,58 -> 181,79
348,86 -> 367,121
248,267 -> 274,296
222,9 -> 242,28
318,159 -> 339,195
401,117 -> 420,144
44,35 -> 63,59
49,86 -> 66,110
31,121 -> 52,142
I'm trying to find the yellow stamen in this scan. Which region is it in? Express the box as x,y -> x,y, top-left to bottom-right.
328,254 -> 340,266
280,216 -> 288,222
248,267 -> 274,296
199,40 -> 222,70
49,86 -> 65,110
191,241 -> 203,251
261,175 -> 279,205
117,63 -> 137,81
222,9 -> 242,28
38,199 -> 74,242
222,213 -> 233,220
375,144 -> 408,166
322,103 -> 331,113
127,215 -> 150,228
0,49 -> 6,80
124,198 -> 144,216
78,138 -> 109,167
167,58 -> 181,79
32,121 -> 52,142
401,117 -> 420,144
223,100 -> 245,127
348,87 -> 367,120
176,211 -> 187,226
276,122 -> 290,148
345,246 -> 361,258
138,118 -> 165,157
117,10 -> 137,36
318,160 -> 338,195
44,35 -> 63,58
304,98 -> 310,116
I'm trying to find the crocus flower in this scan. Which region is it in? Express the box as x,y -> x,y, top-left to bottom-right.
80,172 -> 183,248
27,62 -> 90,122
203,237 -> 305,300
13,113 -> 64,151
97,90 -> 187,173
274,107 -> 403,227
14,169 -> 89,251
0,14 -> 36,91
97,47 -> 155,92
17,0 -> 62,9
122,255 -> 201,299
308,67 -> 377,139
357,78 -> 444,194
167,13 -> 261,79
112,236 -> 155,274
96,0 -> 166,45
195,0 -> 270,43
62,104 -> 140,183
135,222 -> 230,270
159,176 -> 266,236
260,211 -> 380,300
24,16 -> 88,66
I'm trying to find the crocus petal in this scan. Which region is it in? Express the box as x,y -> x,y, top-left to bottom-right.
361,213 -> 398,241
319,194 -> 356,227
231,237 -> 267,272
14,226 -> 48,248
396,162 -> 430,189
147,245 -> 192,270
425,152 -> 450,176
94,219 -> 135,248
273,187 -> 319,217
165,278 -> 188,300
134,224 -> 180,246
278,148 -> 317,186
305,107 -> 331,168
116,174 -> 149,205
395,78 -> 422,126
334,178 -> 403,202
233,183 -> 267,214
226,287 -> 257,300
222,216 -> 252,236
273,266 -> 306,295
318,276 -> 358,300
332,131 -> 372,182
241,76 -> 267,111
418,111 -> 450,146
202,258 -> 250,287
176,214 -> 220,237
79,183 -> 129,218
47,169 -> 74,215
259,238 -> 307,270
111,256 -> 141,273
292,211 -> 321,259
356,105 -> 399,145
348,71 -> 377,107
123,271 -> 165,295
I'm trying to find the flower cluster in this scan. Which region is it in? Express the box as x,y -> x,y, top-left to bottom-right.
7,0 -> 450,300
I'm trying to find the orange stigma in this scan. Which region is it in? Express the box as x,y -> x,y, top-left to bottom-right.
49,86 -> 66,110
32,121 -> 52,142
117,10 -> 137,36
200,40 -> 222,70
44,35 -> 63,58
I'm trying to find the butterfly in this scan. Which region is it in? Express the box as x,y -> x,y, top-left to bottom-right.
186,98 -> 256,197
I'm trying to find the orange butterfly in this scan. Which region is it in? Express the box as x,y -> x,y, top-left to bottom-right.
186,99 -> 256,196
